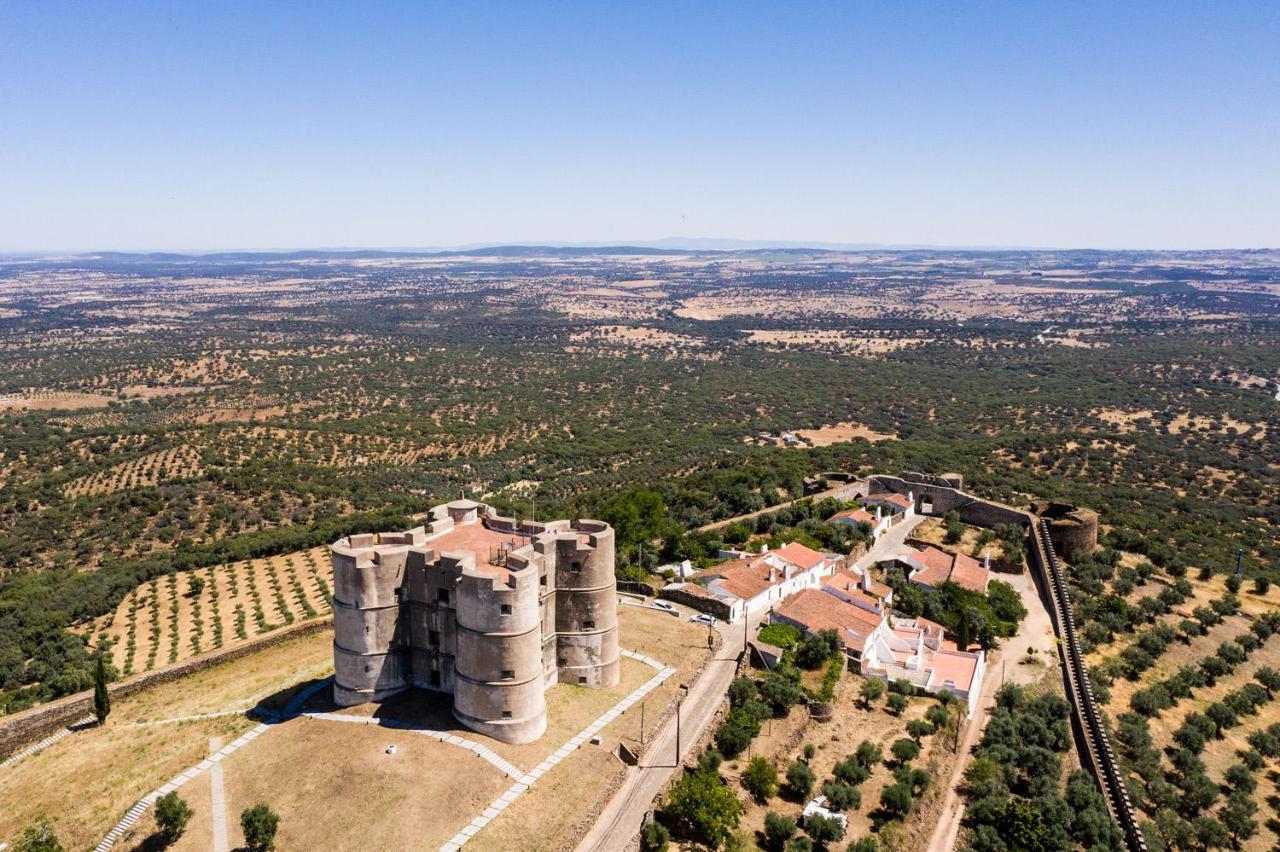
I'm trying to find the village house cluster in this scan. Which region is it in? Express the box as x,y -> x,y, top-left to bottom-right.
660,483 -> 988,715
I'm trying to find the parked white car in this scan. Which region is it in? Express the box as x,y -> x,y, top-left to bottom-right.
690,613 -> 717,626
650,600 -> 678,615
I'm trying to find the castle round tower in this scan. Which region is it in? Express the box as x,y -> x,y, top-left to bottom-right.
451,556 -> 548,744
332,535 -> 409,706
554,520 -> 620,688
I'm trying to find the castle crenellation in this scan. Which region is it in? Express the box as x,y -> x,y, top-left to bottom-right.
331,499 -> 620,744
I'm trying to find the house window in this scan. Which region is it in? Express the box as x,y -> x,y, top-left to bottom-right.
437,588 -> 449,604
502,669 -> 515,680
500,604 -> 512,615
583,620 -> 595,630
501,710 -> 512,719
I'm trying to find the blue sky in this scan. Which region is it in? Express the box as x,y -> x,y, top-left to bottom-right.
2,1 -> 1277,251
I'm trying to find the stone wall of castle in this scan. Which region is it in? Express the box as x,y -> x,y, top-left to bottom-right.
330,500 -> 619,744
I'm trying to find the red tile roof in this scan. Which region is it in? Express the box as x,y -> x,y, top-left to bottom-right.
828,508 -> 876,525
771,542 -> 827,571
949,551 -> 990,593
774,588 -> 882,649
863,492 -> 912,510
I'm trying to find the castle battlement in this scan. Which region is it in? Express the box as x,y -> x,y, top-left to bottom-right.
331,500 -> 620,744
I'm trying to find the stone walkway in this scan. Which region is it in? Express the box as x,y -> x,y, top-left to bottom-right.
209,737 -> 229,852
440,649 -> 675,852
92,677 -> 333,851
0,715 -> 96,771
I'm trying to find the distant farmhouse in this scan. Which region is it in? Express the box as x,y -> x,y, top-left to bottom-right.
331,500 -> 619,744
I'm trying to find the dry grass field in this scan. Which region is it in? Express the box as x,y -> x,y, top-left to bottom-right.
0,606 -> 710,852
0,628 -> 333,851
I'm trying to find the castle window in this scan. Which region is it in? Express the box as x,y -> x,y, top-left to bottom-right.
428,629 -> 440,646
501,710 -> 512,719
558,657 -> 567,666
437,588 -> 449,604
571,561 -> 582,573
429,670 -> 440,687
578,676 -> 587,684
502,669 -> 515,680
583,620 -> 595,630
500,604 -> 512,615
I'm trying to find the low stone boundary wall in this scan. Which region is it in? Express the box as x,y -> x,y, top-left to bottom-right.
0,617 -> 333,761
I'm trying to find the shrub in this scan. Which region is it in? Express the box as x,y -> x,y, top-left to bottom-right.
154,791 -> 193,842
640,820 -> 670,852
729,676 -> 757,707
879,782 -> 913,817
663,768 -> 743,848
886,694 -> 909,716
829,757 -> 870,782
1253,576 -> 1270,595
715,716 -> 756,759
786,837 -> 814,852
787,760 -> 816,798
763,811 -> 797,850
804,812 -> 846,846
906,719 -> 933,742
854,740 -> 882,768
11,820 -> 64,852
890,738 -> 920,764
889,678 -> 915,695
821,778 -> 861,812
241,804 -> 280,852
758,623 -> 802,649
847,838 -> 878,852
858,678 -> 884,708
743,757 -> 779,803
796,629 -> 842,669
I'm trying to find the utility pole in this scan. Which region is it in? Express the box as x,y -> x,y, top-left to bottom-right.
640,701 -> 645,746
675,699 -> 682,767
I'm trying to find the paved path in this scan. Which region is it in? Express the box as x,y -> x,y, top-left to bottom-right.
0,715 -> 96,771
93,677 -> 334,852
580,515 -> 926,852
576,618 -> 753,852
924,568 -> 1058,852
209,737 -> 229,852
441,649 -> 675,852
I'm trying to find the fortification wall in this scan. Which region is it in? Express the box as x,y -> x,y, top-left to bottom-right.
1,618 -> 332,761
1033,501 -> 1100,561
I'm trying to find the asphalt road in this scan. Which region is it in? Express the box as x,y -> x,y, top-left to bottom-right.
579,516 -> 926,852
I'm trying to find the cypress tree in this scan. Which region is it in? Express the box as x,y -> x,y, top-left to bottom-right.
93,654 -> 111,724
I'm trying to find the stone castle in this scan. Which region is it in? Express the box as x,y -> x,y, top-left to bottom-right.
331,499 -> 620,744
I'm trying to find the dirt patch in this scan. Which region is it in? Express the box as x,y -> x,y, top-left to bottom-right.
0,391 -> 115,411
794,421 -> 899,446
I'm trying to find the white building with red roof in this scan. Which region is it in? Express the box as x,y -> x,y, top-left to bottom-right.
768,577 -> 987,717
827,505 -> 892,542
663,541 -> 837,622
860,491 -> 915,519
884,544 -> 992,594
